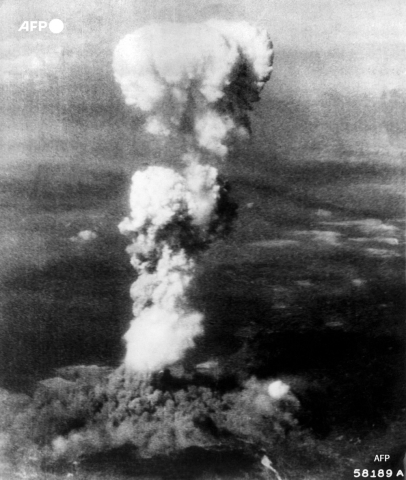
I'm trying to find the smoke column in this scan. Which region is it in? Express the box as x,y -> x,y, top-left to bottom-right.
114,20 -> 273,373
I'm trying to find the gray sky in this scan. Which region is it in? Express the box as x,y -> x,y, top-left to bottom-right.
0,0 -> 404,95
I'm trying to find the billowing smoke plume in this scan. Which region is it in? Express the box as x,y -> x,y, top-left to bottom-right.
0,367 -> 302,471
114,20 -> 273,373
114,20 -> 273,157
118,164 -> 230,372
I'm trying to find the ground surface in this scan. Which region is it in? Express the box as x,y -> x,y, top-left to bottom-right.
0,103 -> 404,479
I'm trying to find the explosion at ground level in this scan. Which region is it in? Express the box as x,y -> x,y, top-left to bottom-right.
1,360 -> 405,480
0,10 -> 404,480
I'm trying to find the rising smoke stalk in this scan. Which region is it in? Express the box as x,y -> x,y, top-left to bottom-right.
114,20 -> 273,373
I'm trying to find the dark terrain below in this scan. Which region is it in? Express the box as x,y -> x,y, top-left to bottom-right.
0,105 -> 404,479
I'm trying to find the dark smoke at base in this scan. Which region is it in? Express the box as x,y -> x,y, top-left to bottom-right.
0,19 -> 278,471
0,366 -> 301,470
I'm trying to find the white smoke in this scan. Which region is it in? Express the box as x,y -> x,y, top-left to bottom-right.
268,380 -> 290,400
114,20 -> 273,373
118,164 -> 225,373
113,20 -> 273,157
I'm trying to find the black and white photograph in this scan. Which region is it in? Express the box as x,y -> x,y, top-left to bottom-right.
0,1 -> 405,478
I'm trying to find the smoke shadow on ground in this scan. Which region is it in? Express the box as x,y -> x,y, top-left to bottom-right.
244,331 -> 404,426
190,259 -> 405,432
0,234 -> 134,392
45,445 -> 257,480
190,294 -> 272,361
193,296 -> 404,430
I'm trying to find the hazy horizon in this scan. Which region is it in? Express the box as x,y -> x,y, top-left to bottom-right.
0,0 -> 404,383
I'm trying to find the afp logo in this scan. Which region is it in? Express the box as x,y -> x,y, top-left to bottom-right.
18,19 -> 64,34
